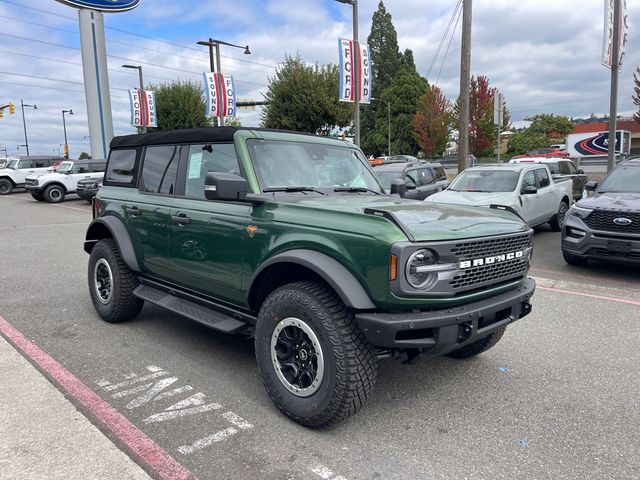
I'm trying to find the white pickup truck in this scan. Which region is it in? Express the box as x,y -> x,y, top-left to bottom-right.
0,157 -> 62,195
25,159 -> 106,203
425,164 -> 574,230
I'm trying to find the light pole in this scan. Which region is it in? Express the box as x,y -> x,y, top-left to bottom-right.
20,100 -> 37,157
197,38 -> 251,127
62,109 -> 73,159
122,64 -> 147,133
336,0 -> 360,146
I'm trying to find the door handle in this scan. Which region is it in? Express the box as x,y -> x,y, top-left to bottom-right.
125,206 -> 141,216
171,214 -> 191,225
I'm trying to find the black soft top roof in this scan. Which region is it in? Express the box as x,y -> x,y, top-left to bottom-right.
109,127 -> 320,149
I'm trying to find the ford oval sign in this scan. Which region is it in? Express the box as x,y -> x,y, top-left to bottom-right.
54,0 -> 142,12
613,217 -> 633,226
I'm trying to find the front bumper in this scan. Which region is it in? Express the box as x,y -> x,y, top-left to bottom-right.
355,277 -> 535,353
76,187 -> 98,199
562,214 -> 640,264
25,185 -> 43,193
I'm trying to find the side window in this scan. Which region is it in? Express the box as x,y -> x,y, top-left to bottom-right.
546,163 -> 559,174
18,159 -> 33,169
88,162 -> 106,173
34,159 -> 49,168
557,162 -> 571,175
105,149 -> 138,185
417,168 -> 436,186
73,164 -> 90,174
404,170 -> 418,186
184,143 -> 240,199
522,171 -> 536,191
139,146 -> 179,195
434,167 -> 446,181
534,168 -> 550,188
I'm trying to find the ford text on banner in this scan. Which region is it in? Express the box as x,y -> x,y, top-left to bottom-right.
203,72 -> 221,118
338,38 -> 372,104
129,89 -> 157,128
220,74 -> 237,118
602,0 -> 628,68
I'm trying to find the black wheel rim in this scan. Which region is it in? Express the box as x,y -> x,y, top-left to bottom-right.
94,258 -> 113,304
50,188 -> 62,200
0,183 -> 8,193
270,317 -> 324,397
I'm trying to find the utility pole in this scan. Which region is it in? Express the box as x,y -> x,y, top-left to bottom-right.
458,0 -> 472,173
122,65 -> 147,133
336,0 -> 360,146
20,99 -> 37,156
607,0 -> 621,173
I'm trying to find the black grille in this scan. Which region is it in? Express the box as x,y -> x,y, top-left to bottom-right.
451,233 -> 532,259
584,210 -> 640,234
449,233 -> 532,290
25,178 -> 38,186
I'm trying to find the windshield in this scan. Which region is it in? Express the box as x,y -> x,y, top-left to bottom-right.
6,159 -> 18,169
449,170 -> 518,192
598,165 -> 640,193
247,140 -> 383,193
375,171 -> 403,190
56,161 -> 73,173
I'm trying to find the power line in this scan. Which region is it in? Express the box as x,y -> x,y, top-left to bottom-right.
426,0 -> 462,80
435,5 -> 462,85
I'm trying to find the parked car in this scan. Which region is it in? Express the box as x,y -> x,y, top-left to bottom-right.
512,147 -> 569,159
509,157 -> 587,200
441,153 -> 477,166
25,159 -> 106,203
562,157 -> 640,266
425,164 -> 573,230
76,176 -> 103,203
374,161 -> 449,200
0,156 -> 64,195
84,126 -> 535,427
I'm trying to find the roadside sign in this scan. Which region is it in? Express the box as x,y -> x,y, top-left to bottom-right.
602,0 -> 628,68
338,38 -> 371,104
493,92 -> 504,125
54,0 -> 142,12
567,130 -> 631,157
128,89 -> 157,128
203,73 -> 236,120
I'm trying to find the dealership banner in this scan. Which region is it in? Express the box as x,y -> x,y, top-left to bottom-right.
338,38 -> 372,104
602,0 -> 628,68
203,72 -> 237,119
128,89 -> 157,128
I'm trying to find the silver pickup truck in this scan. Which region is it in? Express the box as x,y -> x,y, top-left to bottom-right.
425,164 -> 573,230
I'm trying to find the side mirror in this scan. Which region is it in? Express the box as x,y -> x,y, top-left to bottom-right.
405,181 -> 417,191
522,185 -> 537,195
390,178 -> 406,197
204,172 -> 247,201
577,169 -> 584,174
585,181 -> 598,191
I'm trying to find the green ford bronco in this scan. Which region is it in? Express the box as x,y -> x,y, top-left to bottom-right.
84,127 -> 535,427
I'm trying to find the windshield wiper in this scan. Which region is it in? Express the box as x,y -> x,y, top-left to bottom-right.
333,187 -> 382,195
263,186 -> 326,195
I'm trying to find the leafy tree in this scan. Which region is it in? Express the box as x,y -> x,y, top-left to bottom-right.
149,80 -> 209,131
78,151 -> 92,159
261,54 -> 352,134
634,66 -> 640,124
507,114 -> 574,155
361,1 -> 405,154
368,69 -> 428,156
412,85 -> 451,157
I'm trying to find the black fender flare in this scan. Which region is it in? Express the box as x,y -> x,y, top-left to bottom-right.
84,216 -> 140,272
248,249 -> 376,310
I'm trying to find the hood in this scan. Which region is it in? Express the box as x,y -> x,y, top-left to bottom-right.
282,194 -> 528,241
425,190 -> 516,208
577,192 -> 640,211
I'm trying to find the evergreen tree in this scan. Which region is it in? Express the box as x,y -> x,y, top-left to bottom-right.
261,54 -> 352,134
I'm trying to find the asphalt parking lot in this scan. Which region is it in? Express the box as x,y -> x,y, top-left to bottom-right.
1,192 -> 639,480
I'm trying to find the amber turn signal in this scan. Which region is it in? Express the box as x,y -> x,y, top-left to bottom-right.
389,254 -> 397,281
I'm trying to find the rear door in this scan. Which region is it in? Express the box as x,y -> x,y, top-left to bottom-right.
168,143 -> 251,306
415,167 -> 439,199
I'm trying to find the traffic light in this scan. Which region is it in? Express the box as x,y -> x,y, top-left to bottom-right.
9,102 -> 15,115
0,110 -> 3,119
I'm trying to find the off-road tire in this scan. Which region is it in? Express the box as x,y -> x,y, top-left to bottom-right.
549,200 -> 569,232
88,239 -> 143,323
563,250 -> 588,266
255,281 -> 377,428
31,193 -> 44,201
0,178 -> 13,195
447,326 -> 506,359
43,184 -> 66,203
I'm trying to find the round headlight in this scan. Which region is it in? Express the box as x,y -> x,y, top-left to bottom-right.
405,249 -> 438,289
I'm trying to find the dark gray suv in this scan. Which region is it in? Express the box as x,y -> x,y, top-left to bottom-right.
562,157 -> 640,266
374,161 -> 449,200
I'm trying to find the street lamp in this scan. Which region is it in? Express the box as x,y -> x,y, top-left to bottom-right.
197,38 -> 251,127
335,0 -> 360,146
122,64 -> 147,133
20,100 -> 37,157
62,109 -> 73,159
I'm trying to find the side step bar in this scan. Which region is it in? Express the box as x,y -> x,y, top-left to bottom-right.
134,284 -> 247,333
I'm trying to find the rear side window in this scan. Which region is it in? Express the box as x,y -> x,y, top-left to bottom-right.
34,159 -> 51,168
140,146 -> 179,195
434,166 -> 446,180
106,149 -> 138,185
184,143 -> 240,199
88,162 -> 106,173
73,163 -> 90,174
18,159 -> 33,168
534,168 -> 550,188
417,168 -> 435,186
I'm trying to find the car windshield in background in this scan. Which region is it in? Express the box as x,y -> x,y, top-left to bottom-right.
598,165 -> 640,193
449,170 -> 518,192
5,159 -> 18,169
247,140 -> 383,193
375,171 -> 403,190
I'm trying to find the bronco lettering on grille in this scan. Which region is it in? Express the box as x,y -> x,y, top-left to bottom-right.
459,250 -> 524,269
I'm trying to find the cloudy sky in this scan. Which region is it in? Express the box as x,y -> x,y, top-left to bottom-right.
0,0 -> 638,158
